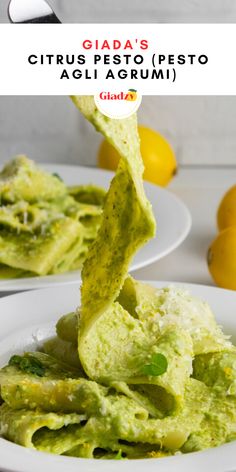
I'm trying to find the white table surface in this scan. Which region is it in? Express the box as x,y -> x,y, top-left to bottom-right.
0,166 -> 235,296
133,166 -> 236,286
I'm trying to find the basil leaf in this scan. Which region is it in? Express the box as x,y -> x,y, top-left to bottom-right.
142,353 -> 168,377
9,355 -> 21,367
9,355 -> 45,377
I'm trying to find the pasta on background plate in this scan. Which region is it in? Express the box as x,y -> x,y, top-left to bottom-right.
0,155 -> 105,278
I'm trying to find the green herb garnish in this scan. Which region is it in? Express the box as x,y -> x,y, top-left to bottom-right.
142,353 -> 168,377
9,355 -> 45,377
114,449 -> 125,460
52,172 -> 63,182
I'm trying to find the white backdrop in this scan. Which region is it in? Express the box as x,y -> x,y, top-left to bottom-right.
0,96 -> 236,167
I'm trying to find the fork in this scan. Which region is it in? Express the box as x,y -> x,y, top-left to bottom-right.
8,0 -> 61,23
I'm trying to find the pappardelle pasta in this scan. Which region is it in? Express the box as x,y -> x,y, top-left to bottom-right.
0,155 -> 105,277
0,97 -> 235,460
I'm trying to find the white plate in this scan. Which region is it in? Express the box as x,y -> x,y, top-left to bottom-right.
0,165 -> 191,291
0,281 -> 235,472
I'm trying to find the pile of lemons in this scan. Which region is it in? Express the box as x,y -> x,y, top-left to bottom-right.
208,185 -> 236,290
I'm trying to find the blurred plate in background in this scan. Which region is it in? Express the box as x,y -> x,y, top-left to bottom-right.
0,165 -> 191,291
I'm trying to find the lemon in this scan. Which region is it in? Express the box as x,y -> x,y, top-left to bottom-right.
98,125 -> 177,186
207,226 -> 236,290
217,185 -> 236,231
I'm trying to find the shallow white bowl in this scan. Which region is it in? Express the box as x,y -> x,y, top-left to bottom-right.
0,281 -> 235,472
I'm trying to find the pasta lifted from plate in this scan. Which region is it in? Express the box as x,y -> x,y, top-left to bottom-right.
0,97 -> 235,460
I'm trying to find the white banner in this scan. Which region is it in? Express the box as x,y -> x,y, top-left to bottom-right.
0,24 -> 235,95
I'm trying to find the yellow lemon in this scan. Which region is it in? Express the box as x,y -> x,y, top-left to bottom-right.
98,125 -> 177,186
207,226 -> 236,290
217,185 -> 236,231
